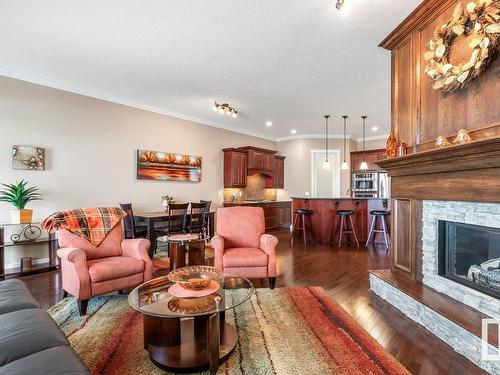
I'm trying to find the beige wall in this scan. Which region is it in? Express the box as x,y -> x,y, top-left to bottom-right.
0,76 -> 275,266
0,76 -> 389,266
276,138 -> 356,200
357,137 -> 387,151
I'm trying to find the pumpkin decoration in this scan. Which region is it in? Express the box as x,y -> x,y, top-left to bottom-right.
453,129 -> 472,144
425,0 -> 500,92
436,135 -> 452,147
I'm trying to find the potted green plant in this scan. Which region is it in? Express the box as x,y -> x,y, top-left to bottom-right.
0,180 -> 42,224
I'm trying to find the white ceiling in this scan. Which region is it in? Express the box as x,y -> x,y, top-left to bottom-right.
0,0 -> 421,141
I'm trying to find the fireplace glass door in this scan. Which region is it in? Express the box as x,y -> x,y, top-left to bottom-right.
438,220 -> 500,299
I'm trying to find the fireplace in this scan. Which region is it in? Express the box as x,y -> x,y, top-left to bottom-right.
438,220 -> 500,300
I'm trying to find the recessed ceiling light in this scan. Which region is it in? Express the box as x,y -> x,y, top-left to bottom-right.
371,126 -> 379,131
291,129 -> 297,134
266,121 -> 273,127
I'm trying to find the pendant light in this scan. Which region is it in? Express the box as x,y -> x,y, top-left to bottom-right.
323,115 -> 331,170
359,115 -> 369,170
341,115 -> 349,170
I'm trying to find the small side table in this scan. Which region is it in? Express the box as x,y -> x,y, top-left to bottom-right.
165,234 -> 207,270
0,222 -> 59,280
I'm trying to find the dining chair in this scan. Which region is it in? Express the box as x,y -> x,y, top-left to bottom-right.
200,200 -> 211,212
200,200 -> 212,238
119,203 -> 148,239
188,202 -> 208,236
155,203 -> 189,255
155,203 -> 189,237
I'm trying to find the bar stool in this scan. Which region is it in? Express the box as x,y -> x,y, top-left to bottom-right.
366,209 -> 391,250
290,208 -> 315,246
331,202 -> 360,248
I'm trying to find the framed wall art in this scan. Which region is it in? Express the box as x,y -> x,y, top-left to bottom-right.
136,150 -> 202,182
12,146 -> 45,171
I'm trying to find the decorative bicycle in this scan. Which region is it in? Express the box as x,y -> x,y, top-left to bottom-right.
10,223 -> 42,243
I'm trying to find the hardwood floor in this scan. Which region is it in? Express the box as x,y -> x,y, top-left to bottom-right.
19,228 -> 485,375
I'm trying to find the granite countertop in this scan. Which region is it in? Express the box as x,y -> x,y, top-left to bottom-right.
291,197 -> 389,200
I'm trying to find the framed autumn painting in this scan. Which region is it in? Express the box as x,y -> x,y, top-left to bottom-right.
136,150 -> 202,182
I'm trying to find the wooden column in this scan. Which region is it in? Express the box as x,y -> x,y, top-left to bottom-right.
391,198 -> 422,282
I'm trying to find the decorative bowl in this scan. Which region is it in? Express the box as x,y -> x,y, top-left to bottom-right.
168,266 -> 224,290
168,296 -> 216,314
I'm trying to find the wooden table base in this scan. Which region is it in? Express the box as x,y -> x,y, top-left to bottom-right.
143,313 -> 237,374
169,241 -> 206,270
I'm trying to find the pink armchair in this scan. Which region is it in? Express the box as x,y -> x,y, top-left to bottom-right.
57,225 -> 153,315
210,206 -> 278,288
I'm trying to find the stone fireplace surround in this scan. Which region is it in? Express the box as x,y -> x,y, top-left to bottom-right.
422,200 -> 499,319
370,199 -> 500,373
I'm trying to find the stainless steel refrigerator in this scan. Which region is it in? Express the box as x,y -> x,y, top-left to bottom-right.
378,172 -> 390,198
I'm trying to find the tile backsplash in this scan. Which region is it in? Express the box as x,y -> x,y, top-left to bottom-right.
224,174 -> 277,202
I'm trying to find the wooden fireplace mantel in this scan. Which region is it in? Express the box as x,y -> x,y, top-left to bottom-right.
377,136 -> 500,282
378,136 -> 500,176
377,136 -> 500,203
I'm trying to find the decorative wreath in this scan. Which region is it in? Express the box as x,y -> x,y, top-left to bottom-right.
425,0 -> 500,92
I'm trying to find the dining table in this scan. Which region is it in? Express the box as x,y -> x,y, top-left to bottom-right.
134,211 -> 215,256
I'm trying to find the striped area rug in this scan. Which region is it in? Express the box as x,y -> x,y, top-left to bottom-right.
48,287 -> 409,375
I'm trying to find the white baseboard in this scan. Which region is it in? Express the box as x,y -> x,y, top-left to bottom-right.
4,257 -> 50,270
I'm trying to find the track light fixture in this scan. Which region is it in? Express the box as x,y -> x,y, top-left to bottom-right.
335,0 -> 345,11
212,102 -> 238,118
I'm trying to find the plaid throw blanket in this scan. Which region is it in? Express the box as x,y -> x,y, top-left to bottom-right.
41,207 -> 126,247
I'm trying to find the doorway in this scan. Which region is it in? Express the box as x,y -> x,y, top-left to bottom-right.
310,149 -> 340,198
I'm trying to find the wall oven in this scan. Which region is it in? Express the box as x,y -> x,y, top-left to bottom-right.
352,173 -> 377,195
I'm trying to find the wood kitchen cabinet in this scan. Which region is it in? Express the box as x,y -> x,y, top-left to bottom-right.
247,149 -> 264,170
366,153 -> 379,171
223,146 -> 285,189
247,149 -> 275,172
351,154 -> 365,172
351,149 -> 386,172
223,150 -> 247,188
274,156 -> 285,188
223,201 -> 291,230
278,204 -> 291,226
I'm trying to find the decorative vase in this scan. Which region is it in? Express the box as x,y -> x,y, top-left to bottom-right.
385,132 -> 400,158
161,199 -> 169,212
10,209 -> 33,224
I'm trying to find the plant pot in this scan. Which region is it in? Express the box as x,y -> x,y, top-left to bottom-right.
11,209 -> 33,224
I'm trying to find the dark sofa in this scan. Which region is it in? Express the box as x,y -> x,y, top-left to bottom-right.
0,279 -> 90,375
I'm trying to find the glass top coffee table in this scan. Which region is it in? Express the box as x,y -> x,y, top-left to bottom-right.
128,271 -> 254,374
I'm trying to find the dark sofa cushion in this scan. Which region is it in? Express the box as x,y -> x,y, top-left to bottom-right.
0,279 -> 39,315
0,346 -> 90,375
0,308 -> 69,366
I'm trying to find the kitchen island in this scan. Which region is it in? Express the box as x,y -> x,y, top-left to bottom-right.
291,198 -> 390,245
